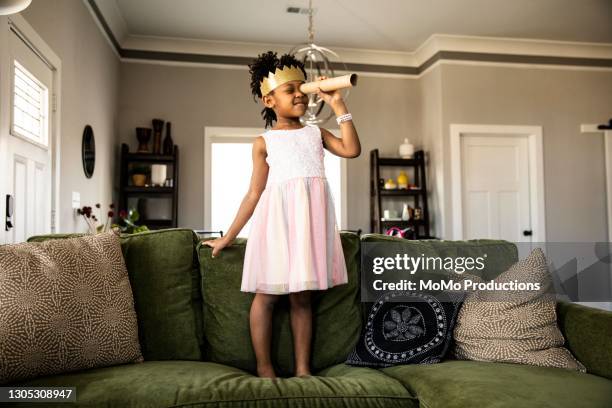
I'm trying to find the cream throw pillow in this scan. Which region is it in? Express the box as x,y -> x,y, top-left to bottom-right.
0,232 -> 143,384
453,248 -> 586,372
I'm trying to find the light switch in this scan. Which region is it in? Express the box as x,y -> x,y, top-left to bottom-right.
72,191 -> 80,209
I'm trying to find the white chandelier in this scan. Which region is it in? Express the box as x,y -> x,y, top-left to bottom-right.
289,0 -> 351,125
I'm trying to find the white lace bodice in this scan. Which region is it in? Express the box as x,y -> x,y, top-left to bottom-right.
261,125 -> 326,184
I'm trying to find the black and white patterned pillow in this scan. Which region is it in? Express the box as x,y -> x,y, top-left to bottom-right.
346,290 -> 464,367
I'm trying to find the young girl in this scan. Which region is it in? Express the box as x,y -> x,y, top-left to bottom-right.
202,51 -> 361,379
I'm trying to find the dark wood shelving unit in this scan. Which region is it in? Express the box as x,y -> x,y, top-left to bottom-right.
119,143 -> 179,230
370,149 -> 431,238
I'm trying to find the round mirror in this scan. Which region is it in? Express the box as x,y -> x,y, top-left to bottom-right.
82,125 -> 95,178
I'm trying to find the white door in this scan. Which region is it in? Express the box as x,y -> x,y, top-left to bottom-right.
2,28 -> 54,243
461,135 -> 531,242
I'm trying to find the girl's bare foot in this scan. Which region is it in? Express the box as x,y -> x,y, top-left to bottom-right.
257,365 -> 277,378
295,368 -> 311,377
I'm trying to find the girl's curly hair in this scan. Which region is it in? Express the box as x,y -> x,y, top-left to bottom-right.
248,51 -> 307,128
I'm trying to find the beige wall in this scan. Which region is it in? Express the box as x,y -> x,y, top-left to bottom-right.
119,61 -> 612,241
437,64 -> 612,241
118,62 -> 419,231
22,0 -> 120,233
7,2 -> 610,243
419,66 -> 444,238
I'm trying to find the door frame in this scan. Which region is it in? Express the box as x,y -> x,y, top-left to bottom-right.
580,125 -> 612,241
450,124 -> 546,242
0,14 -> 62,243
203,126 -> 348,232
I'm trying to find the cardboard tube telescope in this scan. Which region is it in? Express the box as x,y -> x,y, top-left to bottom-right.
299,73 -> 358,94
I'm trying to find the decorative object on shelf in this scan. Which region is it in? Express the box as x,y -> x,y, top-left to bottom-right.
163,122 -> 174,155
131,165 -> 149,187
151,164 -> 167,186
119,143 -> 179,230
402,203 -> 411,221
413,207 -> 422,220
136,127 -> 152,153
152,118 -> 165,154
383,209 -> 400,220
399,138 -> 415,159
132,174 -> 146,187
288,0 -> 352,125
81,125 -> 95,178
397,171 -> 409,189
77,203 -> 118,234
370,149 -> 431,238
384,178 -> 397,189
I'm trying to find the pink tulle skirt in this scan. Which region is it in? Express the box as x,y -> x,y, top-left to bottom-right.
241,176 -> 348,294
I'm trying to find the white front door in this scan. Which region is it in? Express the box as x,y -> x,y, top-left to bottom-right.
460,134 -> 532,242
1,27 -> 54,243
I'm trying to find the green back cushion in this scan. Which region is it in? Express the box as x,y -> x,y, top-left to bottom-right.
28,229 -> 203,361
197,232 -> 361,377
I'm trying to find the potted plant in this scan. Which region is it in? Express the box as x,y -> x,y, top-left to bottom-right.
131,165 -> 149,187
115,208 -> 149,234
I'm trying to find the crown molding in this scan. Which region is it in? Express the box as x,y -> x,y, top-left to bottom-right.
86,0 -> 612,74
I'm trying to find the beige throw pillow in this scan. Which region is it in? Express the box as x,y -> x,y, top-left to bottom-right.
0,232 -> 143,384
453,248 -> 586,372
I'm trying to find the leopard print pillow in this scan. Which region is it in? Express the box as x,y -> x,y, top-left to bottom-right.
0,232 -> 143,384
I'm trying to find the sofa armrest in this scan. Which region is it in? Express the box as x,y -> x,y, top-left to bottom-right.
556,301 -> 612,380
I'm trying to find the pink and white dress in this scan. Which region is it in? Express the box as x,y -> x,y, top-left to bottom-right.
241,125 -> 348,294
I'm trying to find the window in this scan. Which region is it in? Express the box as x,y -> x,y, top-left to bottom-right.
12,59 -> 49,146
209,136 -> 343,238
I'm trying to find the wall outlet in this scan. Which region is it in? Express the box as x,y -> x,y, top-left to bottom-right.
72,191 -> 80,209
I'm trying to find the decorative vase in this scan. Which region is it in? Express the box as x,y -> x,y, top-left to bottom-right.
399,138 -> 415,159
163,122 -> 174,155
397,171 -> 409,189
132,174 -> 146,187
384,178 -> 397,189
136,127 -> 152,152
401,203 -> 411,220
152,119 -> 165,155
151,165 -> 167,186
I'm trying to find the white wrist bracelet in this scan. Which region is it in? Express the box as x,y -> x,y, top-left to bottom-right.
336,113 -> 352,125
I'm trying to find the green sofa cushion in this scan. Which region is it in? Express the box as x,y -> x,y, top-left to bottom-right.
197,232 -> 362,377
120,229 -> 203,360
6,361 -> 417,408
28,229 -> 204,361
381,360 -> 612,408
557,301 -> 612,380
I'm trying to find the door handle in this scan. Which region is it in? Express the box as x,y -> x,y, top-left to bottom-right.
6,194 -> 14,231
523,229 -> 532,236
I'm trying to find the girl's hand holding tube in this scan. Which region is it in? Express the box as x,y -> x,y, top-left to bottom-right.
315,76 -> 344,109
202,236 -> 234,258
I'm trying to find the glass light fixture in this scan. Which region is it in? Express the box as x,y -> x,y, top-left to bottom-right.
289,0 -> 351,125
0,0 -> 32,16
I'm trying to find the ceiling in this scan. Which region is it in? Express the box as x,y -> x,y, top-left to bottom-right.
107,0 -> 612,52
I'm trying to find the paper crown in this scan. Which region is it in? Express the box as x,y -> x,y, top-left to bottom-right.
260,65 -> 306,97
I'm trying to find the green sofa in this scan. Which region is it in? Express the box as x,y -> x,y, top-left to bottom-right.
6,228 -> 611,407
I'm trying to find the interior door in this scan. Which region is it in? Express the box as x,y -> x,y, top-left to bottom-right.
461,134 -> 531,242
2,28 -> 53,243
